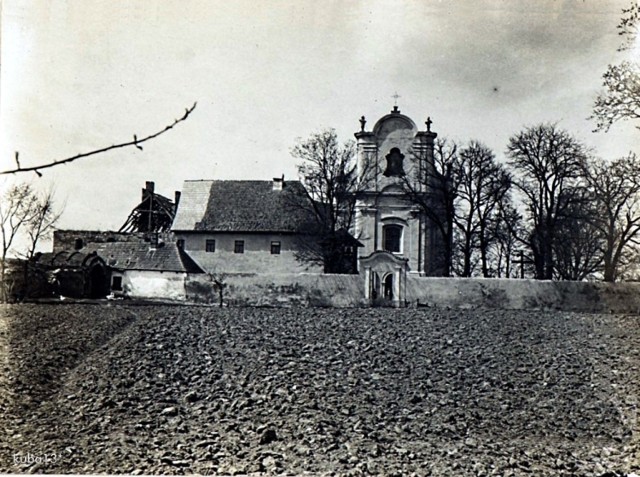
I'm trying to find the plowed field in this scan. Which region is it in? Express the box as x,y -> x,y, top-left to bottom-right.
1,304 -> 639,476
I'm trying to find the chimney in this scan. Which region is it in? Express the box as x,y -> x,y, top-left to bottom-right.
174,191 -> 181,208
272,174 -> 285,191
143,181 -> 155,200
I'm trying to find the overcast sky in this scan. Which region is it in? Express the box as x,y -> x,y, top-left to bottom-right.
1,0 -> 638,237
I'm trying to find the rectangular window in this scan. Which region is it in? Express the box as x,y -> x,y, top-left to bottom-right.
111,276 -> 123,291
234,240 -> 245,254
205,239 -> 216,252
271,241 -> 281,255
176,239 -> 185,250
383,225 -> 402,253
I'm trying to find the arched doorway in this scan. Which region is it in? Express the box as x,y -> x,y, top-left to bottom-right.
383,273 -> 394,300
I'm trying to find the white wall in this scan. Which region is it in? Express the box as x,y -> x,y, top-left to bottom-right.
121,270 -> 187,300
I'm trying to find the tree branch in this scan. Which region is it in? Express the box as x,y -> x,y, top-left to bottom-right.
1,102 -> 197,176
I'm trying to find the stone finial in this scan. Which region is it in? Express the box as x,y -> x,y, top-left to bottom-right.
359,115 -> 366,131
426,117 -> 433,132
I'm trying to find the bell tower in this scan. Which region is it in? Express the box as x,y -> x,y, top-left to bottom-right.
354,105 -> 441,277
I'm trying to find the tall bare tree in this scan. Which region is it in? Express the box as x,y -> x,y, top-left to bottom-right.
592,3 -> 640,132
454,141 -> 512,277
552,192 -> 604,281
400,138 -> 459,277
506,124 -> 588,280
592,61 -> 640,132
583,154 -> 640,281
490,200 -> 523,278
0,183 -> 39,301
24,189 -> 63,260
291,129 -> 374,273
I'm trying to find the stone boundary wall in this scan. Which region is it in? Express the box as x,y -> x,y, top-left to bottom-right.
185,274 -> 640,313
185,273 -> 366,307
407,277 -> 640,313
184,273 -> 640,312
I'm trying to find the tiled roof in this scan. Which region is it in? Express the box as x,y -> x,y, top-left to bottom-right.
80,241 -> 203,273
171,181 -> 211,231
37,241 -> 202,273
172,180 -> 314,233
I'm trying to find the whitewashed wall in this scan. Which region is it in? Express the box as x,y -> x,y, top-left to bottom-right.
122,270 -> 187,300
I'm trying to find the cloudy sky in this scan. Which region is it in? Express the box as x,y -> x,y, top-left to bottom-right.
1,0 -> 638,238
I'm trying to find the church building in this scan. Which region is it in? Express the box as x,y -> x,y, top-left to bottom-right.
354,105 -> 446,304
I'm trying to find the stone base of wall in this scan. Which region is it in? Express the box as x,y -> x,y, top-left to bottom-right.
406,277 -> 640,314
185,273 -> 366,307
184,273 -> 640,313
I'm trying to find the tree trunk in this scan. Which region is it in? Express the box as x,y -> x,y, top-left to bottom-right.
462,232 -> 472,277
0,260 -> 6,303
479,233 -> 489,278
602,250 -> 615,282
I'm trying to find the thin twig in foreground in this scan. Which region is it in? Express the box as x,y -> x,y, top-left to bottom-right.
1,102 -> 197,176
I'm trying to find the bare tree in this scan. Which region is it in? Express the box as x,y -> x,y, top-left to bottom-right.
552,193 -> 604,281
490,200 -> 524,278
1,103 -> 197,176
0,183 -> 38,301
583,154 -> 640,281
207,272 -> 228,308
617,1 -> 640,51
454,141 -> 512,277
24,189 -> 63,260
291,129 -> 374,273
401,138 -> 459,277
506,124 -> 588,280
592,61 -> 640,132
591,4 -> 640,131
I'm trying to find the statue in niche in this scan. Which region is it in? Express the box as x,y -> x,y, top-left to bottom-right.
383,147 -> 405,177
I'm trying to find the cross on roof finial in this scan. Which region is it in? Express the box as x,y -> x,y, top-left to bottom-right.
392,91 -> 401,107
426,116 -> 433,132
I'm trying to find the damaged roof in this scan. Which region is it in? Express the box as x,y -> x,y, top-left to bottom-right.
37,242 -> 203,273
172,180 -> 314,233
35,251 -> 106,269
85,241 -> 203,273
119,192 -> 175,233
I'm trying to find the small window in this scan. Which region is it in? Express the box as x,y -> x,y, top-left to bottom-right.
111,276 -> 123,291
177,239 -> 185,250
74,238 -> 84,250
205,239 -> 215,252
383,224 -> 402,253
271,241 -> 281,255
234,240 -> 245,254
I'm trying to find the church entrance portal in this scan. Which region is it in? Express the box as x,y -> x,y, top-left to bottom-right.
360,251 -> 408,307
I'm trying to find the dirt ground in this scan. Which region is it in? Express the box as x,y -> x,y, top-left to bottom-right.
1,303 -> 639,476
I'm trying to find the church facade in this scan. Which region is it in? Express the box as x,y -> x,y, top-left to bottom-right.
354,106 -> 446,304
